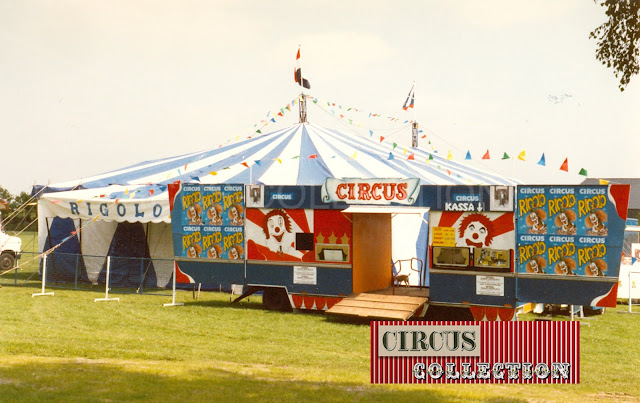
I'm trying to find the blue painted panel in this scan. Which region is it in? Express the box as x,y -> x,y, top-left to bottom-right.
176,260 -> 245,287
516,277 -> 616,306
430,272 -> 517,307
246,263 -> 352,296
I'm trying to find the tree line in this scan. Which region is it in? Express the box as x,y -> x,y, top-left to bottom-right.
0,186 -> 38,232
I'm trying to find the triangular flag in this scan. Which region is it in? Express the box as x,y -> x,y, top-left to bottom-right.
271,118 -> 276,123
254,160 -> 261,166
209,171 -> 217,175
277,112 -> 283,117
392,142 -> 397,150
351,151 -> 358,159
285,105 -> 291,111
502,152 -> 510,160
369,130 -> 373,137
465,151 -> 471,160
421,135 -> 426,139
276,159 -> 282,164
632,257 -> 638,265
407,153 -> 415,160
292,156 -> 299,159
241,162 -> 249,168
447,170 -> 451,175
428,154 -> 434,160
579,168 -> 588,176
560,158 -> 569,172
537,153 -> 546,166
148,189 -> 155,196
380,136 -> 384,143
599,179 -> 609,185
518,150 -> 526,161
447,151 -> 453,161
388,153 -> 394,160
403,148 -> 407,155
482,150 -> 490,160
309,154 -> 318,159
256,130 -> 261,134
280,108 -> 284,114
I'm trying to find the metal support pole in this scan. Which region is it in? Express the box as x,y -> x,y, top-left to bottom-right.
95,256 -> 119,302
164,261 -> 184,307
32,254 -> 54,297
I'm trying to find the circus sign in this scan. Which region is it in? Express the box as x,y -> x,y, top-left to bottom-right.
321,178 -> 420,205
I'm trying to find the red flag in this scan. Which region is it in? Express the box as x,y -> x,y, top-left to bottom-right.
241,162 -> 249,168
379,136 -> 385,142
308,154 -> 318,159
407,153 -> 415,160
482,150 -> 490,160
294,47 -> 311,89
560,158 -> 569,172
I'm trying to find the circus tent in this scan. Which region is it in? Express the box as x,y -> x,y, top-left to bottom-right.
35,122 -> 517,288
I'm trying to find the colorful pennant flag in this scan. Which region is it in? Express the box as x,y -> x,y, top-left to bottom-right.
428,154 -> 434,160
380,136 -> 384,143
537,153 -> 546,166
446,151 -> 453,161
465,151 -> 471,160
392,142 -> 397,150
407,153 -> 415,160
579,168 -> 588,176
502,152 -> 510,160
308,154 -> 318,159
402,84 -> 415,110
518,150 -> 526,161
388,153 -> 394,160
599,179 -> 609,185
276,158 -> 282,164
209,171 -> 217,175
482,150 -> 490,160
254,160 -> 261,166
369,130 -> 373,137
241,162 -> 249,168
559,158 -> 569,172
350,151 -> 358,159
294,46 -> 311,89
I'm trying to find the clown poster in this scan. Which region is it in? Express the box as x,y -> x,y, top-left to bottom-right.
173,184 -> 245,260
429,211 -> 515,271
516,185 -> 613,276
245,208 -> 352,263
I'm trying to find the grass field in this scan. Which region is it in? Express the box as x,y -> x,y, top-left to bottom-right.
1,233 -> 640,402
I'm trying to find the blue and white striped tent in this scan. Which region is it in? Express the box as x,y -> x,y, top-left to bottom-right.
36,123 -> 516,288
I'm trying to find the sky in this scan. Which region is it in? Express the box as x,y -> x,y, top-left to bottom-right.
1,0 -> 639,196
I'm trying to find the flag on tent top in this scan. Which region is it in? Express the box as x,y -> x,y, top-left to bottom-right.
294,47 -> 311,90
402,84 -> 415,110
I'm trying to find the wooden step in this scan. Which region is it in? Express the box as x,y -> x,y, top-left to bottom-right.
326,290 -> 428,320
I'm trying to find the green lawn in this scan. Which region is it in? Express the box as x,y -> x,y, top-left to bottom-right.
1,233 -> 639,401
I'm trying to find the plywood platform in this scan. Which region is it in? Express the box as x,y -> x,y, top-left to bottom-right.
326,287 -> 429,320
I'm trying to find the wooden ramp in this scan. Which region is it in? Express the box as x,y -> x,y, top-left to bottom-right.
326,288 -> 429,320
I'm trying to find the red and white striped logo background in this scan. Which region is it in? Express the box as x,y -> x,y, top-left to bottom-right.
371,321 -> 579,384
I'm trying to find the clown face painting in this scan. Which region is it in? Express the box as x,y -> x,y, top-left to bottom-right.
457,213 -> 496,249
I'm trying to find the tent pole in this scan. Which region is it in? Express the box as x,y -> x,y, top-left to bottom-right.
44,217 -> 59,284
299,93 -> 307,123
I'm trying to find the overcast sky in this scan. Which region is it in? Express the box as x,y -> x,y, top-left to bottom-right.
1,1 -> 638,195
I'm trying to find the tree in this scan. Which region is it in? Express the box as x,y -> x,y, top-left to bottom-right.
590,0 -> 640,91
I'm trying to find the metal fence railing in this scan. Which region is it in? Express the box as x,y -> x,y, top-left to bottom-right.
1,251 -> 174,296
